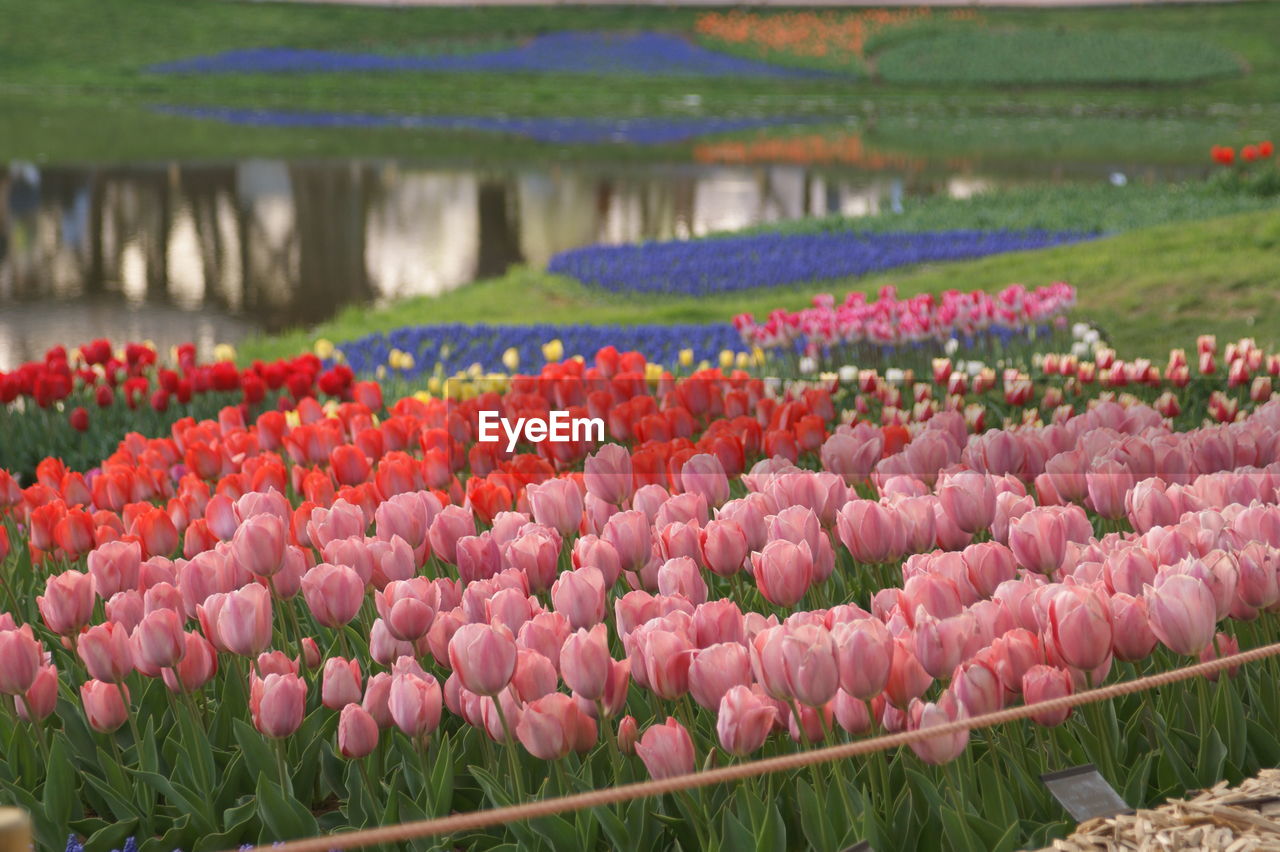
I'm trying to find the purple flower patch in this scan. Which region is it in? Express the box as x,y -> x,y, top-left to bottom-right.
149,31 -> 836,78
548,230 -> 1100,296
153,105 -> 822,146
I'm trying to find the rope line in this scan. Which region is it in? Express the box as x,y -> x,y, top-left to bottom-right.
233,641 -> 1280,852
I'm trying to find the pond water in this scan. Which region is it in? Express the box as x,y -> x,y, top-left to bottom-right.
0,157 -> 1184,369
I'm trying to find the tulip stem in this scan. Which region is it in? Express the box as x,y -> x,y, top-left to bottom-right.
275,736 -> 291,795
492,699 -> 524,801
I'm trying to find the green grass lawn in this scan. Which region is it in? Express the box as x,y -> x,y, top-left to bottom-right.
1,0 -> 1278,167
238,203 -> 1280,366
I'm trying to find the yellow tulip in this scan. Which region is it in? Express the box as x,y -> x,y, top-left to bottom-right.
542,339 -> 564,363
313,338 -> 335,359
502,347 -> 520,371
678,349 -> 694,368
213,343 -> 236,362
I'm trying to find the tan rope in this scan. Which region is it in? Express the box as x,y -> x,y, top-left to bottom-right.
235,641 -> 1280,852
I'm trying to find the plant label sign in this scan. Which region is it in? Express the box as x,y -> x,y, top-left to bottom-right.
1041,765 -> 1131,822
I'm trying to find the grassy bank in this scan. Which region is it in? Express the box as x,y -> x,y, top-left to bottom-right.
238,206 -> 1280,365
2,1 -> 1278,151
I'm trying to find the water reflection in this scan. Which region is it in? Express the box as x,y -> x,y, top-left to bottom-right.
2,158 -> 993,369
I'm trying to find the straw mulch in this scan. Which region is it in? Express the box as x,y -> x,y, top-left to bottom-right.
1042,769 -> 1280,851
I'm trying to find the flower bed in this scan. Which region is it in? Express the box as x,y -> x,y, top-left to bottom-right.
150,32 -> 830,78
153,105 -> 818,146
330,322 -> 748,379
2,329 -> 1280,850
547,230 -> 1098,297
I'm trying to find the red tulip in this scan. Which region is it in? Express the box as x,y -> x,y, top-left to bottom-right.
69,406 -> 90,432
338,704 -> 380,759
635,717 -> 695,779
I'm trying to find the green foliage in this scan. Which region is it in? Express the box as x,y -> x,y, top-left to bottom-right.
876,28 -> 1242,86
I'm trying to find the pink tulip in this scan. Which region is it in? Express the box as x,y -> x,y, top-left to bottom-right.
230,513 -> 287,577
517,611 -> 571,674
510,648 -> 558,702
836,500 -> 902,565
689,642 -> 752,711
571,535 -> 623,588
88,539 -> 142,599
937,471 -> 996,534
601,510 -> 652,573
338,704 -> 379,759
504,526 -> 561,594
913,612 -> 975,680
376,578 -> 438,641
637,627 -> 694,700
106,590 -> 145,633
951,658 -> 1002,717
551,566 -> 607,630
829,688 -> 870,736
321,538 -> 374,588
15,663 -> 58,722
821,430 -> 883,486
367,535 -> 416,589
218,583 -> 273,657
1146,574 -> 1217,656
907,693 -> 968,765
362,672 -> 393,728
1235,542 -> 1280,610
375,493 -> 428,550
884,636 -> 933,708
751,539 -> 813,607
635,717 -> 695,779
162,631 -> 218,693
388,672 -> 443,737
1103,547 -> 1159,597
455,533 -> 502,585
81,679 -> 129,733
428,505 -> 476,565
699,519 -> 748,578
250,672 -> 307,738
657,557 -> 708,606
961,542 -> 1018,599
787,702 -> 832,744
1009,509 -> 1069,575
527,478 -> 584,538
1046,585 -> 1113,672
561,624 -> 612,701
322,657 -> 364,710
716,684 -> 777,756
681,453 -> 730,508
78,621 -> 135,682
1109,593 -> 1157,661
584,443 -> 634,506
1199,632 -> 1241,681
617,715 -> 639,755
448,622 -> 517,696
0,629 -> 42,695
306,500 -> 366,551
830,618 -> 892,700
302,563 -> 365,628
38,570 -> 95,636
132,608 -> 186,670
899,573 -> 963,624
985,628 -> 1043,696
692,600 -> 745,648
1021,664 -> 1073,726
753,623 -> 839,708
719,495 -> 772,552
517,693 -> 597,760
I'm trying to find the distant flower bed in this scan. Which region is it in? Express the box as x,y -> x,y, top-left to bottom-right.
548,229 -> 1097,297
151,32 -> 834,78
155,105 -> 817,146
334,323 -> 746,379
